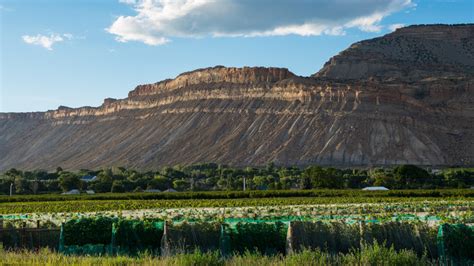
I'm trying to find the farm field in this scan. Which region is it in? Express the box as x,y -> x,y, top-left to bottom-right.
0,189 -> 473,265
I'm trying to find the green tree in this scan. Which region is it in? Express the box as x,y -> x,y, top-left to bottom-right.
151,175 -> 171,190
58,173 -> 81,192
444,169 -> 472,188
172,179 -> 188,191
111,180 -> 125,193
394,165 -> 430,188
14,176 -> 29,194
89,172 -> 113,193
304,166 -> 343,189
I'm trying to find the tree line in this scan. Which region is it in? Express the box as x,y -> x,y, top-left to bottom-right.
0,163 -> 472,195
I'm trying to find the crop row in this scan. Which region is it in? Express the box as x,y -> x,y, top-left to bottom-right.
1,195 -> 473,215
1,189 -> 473,203
1,199 -> 472,227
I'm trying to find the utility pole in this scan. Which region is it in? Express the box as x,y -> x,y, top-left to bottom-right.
243,177 -> 246,191
10,183 -> 13,196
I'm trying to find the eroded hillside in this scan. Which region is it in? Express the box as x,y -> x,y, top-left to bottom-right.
1,24 -> 473,170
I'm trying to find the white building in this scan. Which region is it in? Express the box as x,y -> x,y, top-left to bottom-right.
62,189 -> 81,195
81,175 -> 97,182
362,186 -> 389,191
144,189 -> 161,193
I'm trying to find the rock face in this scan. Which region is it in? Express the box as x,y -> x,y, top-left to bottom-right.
315,24 -> 474,81
1,24 -> 473,170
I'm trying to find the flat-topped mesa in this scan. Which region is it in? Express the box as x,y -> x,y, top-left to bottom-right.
390,24 -> 474,40
128,66 -> 296,97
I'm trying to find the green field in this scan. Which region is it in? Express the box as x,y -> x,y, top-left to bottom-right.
0,189 -> 473,265
0,189 -> 472,216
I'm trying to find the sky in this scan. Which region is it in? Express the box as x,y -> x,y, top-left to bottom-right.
0,0 -> 473,112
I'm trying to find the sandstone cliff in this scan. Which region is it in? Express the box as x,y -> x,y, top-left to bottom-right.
0,24 -> 473,170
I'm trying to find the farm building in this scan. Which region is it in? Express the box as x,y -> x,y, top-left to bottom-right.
362,186 -> 389,191
144,189 -> 162,193
80,175 -> 97,182
62,189 -> 80,195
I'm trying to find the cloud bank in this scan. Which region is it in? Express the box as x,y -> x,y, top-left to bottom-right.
107,0 -> 413,45
22,33 -> 73,50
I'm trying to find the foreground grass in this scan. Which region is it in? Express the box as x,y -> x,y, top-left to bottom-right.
0,244 -> 431,266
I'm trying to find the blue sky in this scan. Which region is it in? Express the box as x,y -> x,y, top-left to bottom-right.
1,0 -> 473,112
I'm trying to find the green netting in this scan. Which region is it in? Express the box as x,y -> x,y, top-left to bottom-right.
25,215 -> 473,260
438,224 -> 474,262
161,221 -> 221,256
113,219 -> 164,255
362,222 -> 438,258
0,223 -> 59,250
0,215 -> 29,220
59,217 -> 115,255
220,224 -> 231,257
286,221 -> 361,254
225,221 -> 288,255
221,214 -> 441,225
62,217 -> 115,246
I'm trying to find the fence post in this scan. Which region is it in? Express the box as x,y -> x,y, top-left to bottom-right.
285,221 -> 294,255
0,218 -> 3,250
219,223 -> 230,258
160,222 -> 170,257
109,222 -> 116,255
58,223 -> 65,253
437,224 -> 446,264
359,221 -> 366,249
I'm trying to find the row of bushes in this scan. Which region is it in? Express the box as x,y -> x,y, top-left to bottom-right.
2,188 -> 473,203
59,218 -> 473,260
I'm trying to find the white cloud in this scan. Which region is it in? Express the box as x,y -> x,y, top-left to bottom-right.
118,0 -> 136,4
107,0 -> 413,46
345,13 -> 385,32
22,33 -> 73,50
388,23 -> 405,31
0,5 -> 14,12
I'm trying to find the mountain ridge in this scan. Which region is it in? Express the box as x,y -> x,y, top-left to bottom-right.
1,24 -> 473,170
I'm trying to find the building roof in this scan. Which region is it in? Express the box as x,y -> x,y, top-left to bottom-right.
362,186 -> 389,191
81,175 -> 97,181
62,189 -> 81,195
144,189 -> 162,193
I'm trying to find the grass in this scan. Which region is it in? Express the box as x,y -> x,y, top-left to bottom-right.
0,243 -> 432,265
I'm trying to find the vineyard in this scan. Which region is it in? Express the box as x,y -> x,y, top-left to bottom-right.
0,190 -> 473,264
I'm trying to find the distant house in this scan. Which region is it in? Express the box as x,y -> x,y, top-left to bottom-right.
362,186 -> 389,191
431,169 -> 442,175
86,190 -> 95,194
81,175 -> 97,182
163,188 -> 178,193
144,189 -> 161,193
62,189 -> 80,195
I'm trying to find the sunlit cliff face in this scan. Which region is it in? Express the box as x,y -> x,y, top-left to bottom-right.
0,24 -> 473,170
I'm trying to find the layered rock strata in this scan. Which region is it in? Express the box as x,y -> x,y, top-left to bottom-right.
1,24 -> 473,170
